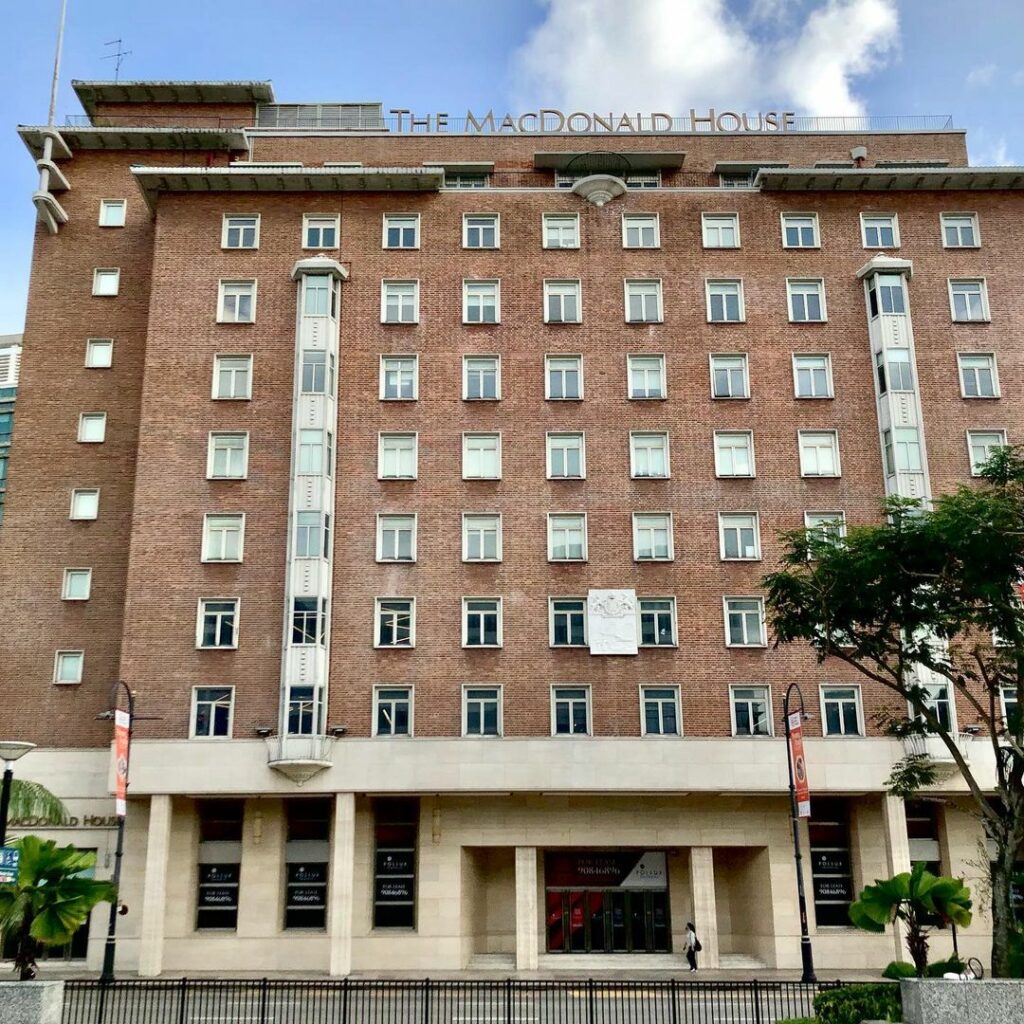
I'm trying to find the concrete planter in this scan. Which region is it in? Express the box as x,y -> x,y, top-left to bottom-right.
0,981 -> 65,1024
901,978 -> 1024,1023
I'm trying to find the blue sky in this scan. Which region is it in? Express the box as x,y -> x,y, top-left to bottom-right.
2,0 -> 1023,334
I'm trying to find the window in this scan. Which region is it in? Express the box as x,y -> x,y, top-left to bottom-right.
861,214 -> 898,248
642,686 -> 680,736
941,213 -> 979,249
550,598 -> 586,647
967,430 -> 1006,475
372,799 -> 418,928
868,274 -> 907,317
377,514 -> 416,562
77,413 -> 106,443
630,432 -> 669,478
949,280 -> 989,322
378,433 -> 417,480
623,214 -> 659,248
638,598 -> 676,647
295,511 -> 329,559
375,598 -> 414,648
799,431 -> 841,477
875,348 -> 914,393
287,681 -> 316,729
463,433 -> 501,479
221,214 -> 259,249
381,281 -> 419,324
218,280 -> 255,323
719,171 -> 755,188
297,429 -> 328,475
788,280 -> 827,323
69,488 -> 99,520
375,687 -> 412,736
383,214 -> 419,249
303,214 -> 339,249
805,511 -> 847,546
85,338 -> 113,368
793,354 -> 832,398
702,213 -> 739,248
625,280 -> 663,323
303,275 -> 337,319
552,687 -> 590,735
207,433 -> 248,479
463,214 -> 499,249
706,280 -> 744,322
98,199 -> 126,227
628,355 -> 665,399
731,686 -> 771,736
1000,687 -> 1019,733
724,597 -> 766,647
203,514 -> 244,562
62,568 -> 92,601
197,598 -> 238,649
544,280 -> 581,323
213,355 -> 252,399
883,427 -> 923,475
546,355 -> 582,399
284,800 -> 330,929
548,513 -> 587,561
710,354 -> 748,399
633,513 -> 673,561
446,172 -> 489,189
821,685 -> 862,736
715,431 -> 754,477
543,214 -> 579,249
301,350 -> 333,394
92,269 -> 120,296
53,651 -> 84,685
463,687 -> 501,736
959,353 -> 998,397
719,513 -> 760,560
919,683 -> 955,732
195,800 -> 243,929
463,280 -> 500,324
547,432 -> 585,479
192,687 -> 234,738
463,598 -> 502,647
781,213 -> 819,248
380,356 -> 418,400
463,514 -> 501,561
292,597 -> 326,646
463,356 -> 500,400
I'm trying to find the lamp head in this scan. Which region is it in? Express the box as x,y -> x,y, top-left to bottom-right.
0,741 -> 36,764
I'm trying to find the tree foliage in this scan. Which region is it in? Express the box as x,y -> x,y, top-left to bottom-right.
6,779 -> 67,825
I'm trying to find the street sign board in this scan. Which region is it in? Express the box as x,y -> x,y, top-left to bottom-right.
0,846 -> 20,885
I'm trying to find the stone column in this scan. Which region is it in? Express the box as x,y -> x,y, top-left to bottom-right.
883,794 -> 912,960
137,795 -> 171,977
689,847 -> 720,968
329,793 -> 356,976
515,847 -> 539,971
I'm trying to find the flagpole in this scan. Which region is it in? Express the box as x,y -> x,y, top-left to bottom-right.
47,0 -> 68,127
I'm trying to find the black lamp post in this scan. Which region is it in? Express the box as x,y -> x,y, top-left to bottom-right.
0,741 -> 37,846
783,682 -> 817,983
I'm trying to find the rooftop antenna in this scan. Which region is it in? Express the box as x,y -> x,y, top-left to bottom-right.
47,0 -> 68,126
103,38 -> 131,82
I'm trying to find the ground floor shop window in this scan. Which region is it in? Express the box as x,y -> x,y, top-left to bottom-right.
285,799 -> 331,929
196,800 -> 243,930
373,798 -> 418,929
808,798 -> 853,927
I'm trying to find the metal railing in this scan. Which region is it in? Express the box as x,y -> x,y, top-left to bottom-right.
63,114 -> 251,129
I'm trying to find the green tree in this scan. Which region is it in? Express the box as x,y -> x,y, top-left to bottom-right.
0,836 -> 114,979
6,779 -> 67,825
763,448 -> 1024,977
849,864 -> 973,975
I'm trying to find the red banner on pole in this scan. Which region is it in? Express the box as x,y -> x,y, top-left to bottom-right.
114,708 -> 130,818
788,711 -> 811,818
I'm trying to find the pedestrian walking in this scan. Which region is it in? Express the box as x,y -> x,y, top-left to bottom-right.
684,921 -> 701,971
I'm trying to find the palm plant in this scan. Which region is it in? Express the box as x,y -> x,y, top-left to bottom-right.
0,836 -> 114,979
848,863 -> 973,975
6,779 -> 67,824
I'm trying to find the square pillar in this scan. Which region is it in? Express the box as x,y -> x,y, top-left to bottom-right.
515,847 -> 539,971
883,794 -> 912,960
137,795 -> 171,977
689,846 -> 720,968
329,793 -> 356,976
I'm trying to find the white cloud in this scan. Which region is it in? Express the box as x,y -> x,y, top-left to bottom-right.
971,135 -> 1014,167
966,64 -> 998,87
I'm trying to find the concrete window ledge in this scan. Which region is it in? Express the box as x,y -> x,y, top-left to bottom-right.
901,978 -> 1024,1024
0,981 -> 65,1024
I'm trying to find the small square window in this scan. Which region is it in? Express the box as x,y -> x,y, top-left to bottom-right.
883,427 -> 924,476
641,686 -> 680,736
378,433 -> 418,480
377,514 -> 417,562
628,355 -> 665,399
623,214 -> 660,249
463,356 -> 500,400
546,355 -> 583,400
304,214 -> 340,249
731,685 -> 771,735
544,280 -> 581,324
197,598 -> 239,649
463,433 -> 501,480
53,650 -> 84,685
92,269 -> 120,297
781,213 -> 819,248
463,280 -> 500,324
383,214 -> 420,249
941,213 -> 979,249
297,429 -> 331,476
875,348 -> 914,394
706,280 -> 744,323
724,597 -> 766,647
374,687 -> 412,737
77,413 -> 107,443
213,355 -> 253,399
70,488 -> 99,520
710,354 -> 748,399
949,280 -> 990,322
633,513 -> 673,561
381,281 -> 419,324
719,513 -> 760,560
192,687 -> 234,739
552,686 -> 590,735
291,597 -> 327,648
821,685 -> 862,736
550,598 -> 587,647
543,214 -> 580,249
630,432 -> 669,478
62,568 -> 92,601
207,433 -> 249,479
861,214 -> 899,248
702,213 -> 740,248
464,214 -> 499,249
547,432 -> 585,479
299,349 -> 333,396
788,280 -> 827,323
548,513 -> 587,561
463,686 -> 501,736
625,280 -> 663,323
967,430 -> 1007,476
463,597 -> 502,647
203,514 -> 245,562
218,280 -> 256,323
793,354 -> 833,398
805,511 -> 847,548
868,274 -> 906,318
463,514 -> 502,561
85,338 -> 113,368
714,431 -> 754,477
375,598 -> 415,648
798,431 -> 841,477
380,356 -> 418,400
221,214 -> 260,249
98,199 -> 127,227
295,511 -> 330,559
958,353 -> 999,398
638,598 -> 676,647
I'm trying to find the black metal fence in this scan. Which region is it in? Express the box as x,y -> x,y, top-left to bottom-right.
63,977 -> 847,1024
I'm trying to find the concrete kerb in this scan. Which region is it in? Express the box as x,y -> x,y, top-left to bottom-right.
900,978 -> 1024,1024
0,981 -> 65,1024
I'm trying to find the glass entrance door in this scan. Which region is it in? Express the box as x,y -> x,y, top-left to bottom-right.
546,890 -> 671,953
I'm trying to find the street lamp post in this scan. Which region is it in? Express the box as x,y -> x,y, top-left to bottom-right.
0,741 -> 37,846
783,682 -> 817,983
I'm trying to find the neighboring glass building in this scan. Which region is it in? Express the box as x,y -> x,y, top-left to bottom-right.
0,335 -> 21,523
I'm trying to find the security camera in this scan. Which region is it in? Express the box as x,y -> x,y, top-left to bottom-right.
329,725 -> 348,737
254,726 -> 273,738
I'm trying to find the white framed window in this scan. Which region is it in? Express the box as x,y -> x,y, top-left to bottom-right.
463,514 -> 502,561
463,597 -> 502,647
821,685 -> 863,737
98,199 -> 127,227
544,280 -> 581,323
463,433 -> 501,480
917,682 -> 957,732
207,432 -> 248,479
463,355 -> 500,400
202,513 -> 245,562
623,214 -> 660,249
641,685 -> 680,736
548,513 -> 587,561
633,512 -> 673,561
375,597 -> 415,648
706,280 -> 744,322
967,430 -> 1007,475
547,432 -> 585,480
868,274 -> 907,317
883,427 -> 924,475
628,355 -> 665,399
731,685 -> 772,736
303,214 -> 340,249
69,488 -> 99,520
300,350 -> 331,396
217,280 -> 256,323
793,354 -> 833,398
546,355 -> 583,399
191,686 -> 234,739
302,275 -> 338,319
85,338 -> 113,368
552,686 -> 590,735
62,568 -> 92,601
380,355 -> 418,400
702,213 -> 740,248
382,280 -> 419,324
463,280 -> 500,324
710,354 -> 749,399
941,213 -> 979,249
463,686 -> 502,737
221,214 -> 260,249
714,431 -> 754,477
638,598 -> 676,647
959,353 -> 999,398
630,431 -> 669,478
724,597 -> 766,647
297,429 -> 331,476
374,686 -> 413,737
377,514 -> 417,562
383,214 -> 420,249
1000,687 -> 1019,732
719,513 -> 760,560
949,279 -> 989,322
875,348 -> 914,393
92,268 -> 120,296
378,433 -> 418,480
781,213 -> 820,248
53,650 -> 84,685
197,598 -> 239,649
861,214 -> 899,248
550,598 -> 587,647
77,413 -> 107,443
463,214 -> 499,249
295,511 -> 329,559
799,430 -> 841,477
788,279 -> 827,323
625,279 -> 663,323
291,597 -> 326,647
543,213 -> 580,249
285,684 -> 319,736
805,511 -> 847,545
213,354 -> 252,399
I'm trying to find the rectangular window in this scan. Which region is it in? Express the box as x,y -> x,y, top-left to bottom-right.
463,280 -> 500,324
85,338 -> 113,368
213,355 -> 252,399
303,214 -> 339,249
805,511 -> 847,546
53,650 -> 84,685
377,514 -> 416,562
707,280 -> 744,323
446,172 -> 489,189
303,275 -> 337,319
463,214 -> 499,249
788,279 -> 827,323
463,687 -> 501,736
625,279 -> 663,323
821,686 -> 862,737
375,598 -> 415,648
799,431 -> 841,477
218,280 -> 255,323
380,356 -> 418,400
286,683 -> 317,731
207,432 -> 248,479
301,350 -> 332,394
794,354 -> 832,398
861,214 -> 898,248
638,598 -> 676,647
378,433 -> 418,480
297,429 -> 327,475
552,687 -> 590,735
463,598 -> 502,647
548,514 -> 587,561
724,597 -> 766,647
719,513 -> 760,560
284,799 -> 330,929
702,212 -> 740,248
463,433 -> 501,479
550,598 -> 586,647
92,269 -> 120,296
876,348 -> 914,393
891,427 -> 923,473
544,280 -> 581,323
547,432 -> 585,479
633,513 -> 673,561
949,280 -> 989,322
710,354 -> 749,399
868,274 -> 906,318
192,687 -> 234,738
623,214 -> 659,248
197,598 -> 238,649
731,686 -> 771,736
628,355 -> 665,399
781,213 -> 819,248
196,800 -> 242,930
959,353 -> 998,397
1001,687 -> 1019,733
642,686 -> 680,736
383,214 -> 419,249
463,514 -> 501,561
292,597 -> 326,646
62,568 -> 92,601
543,214 -> 580,249
546,355 -> 582,399
375,687 -> 412,737
222,214 -> 259,249
373,799 -> 418,928
630,432 -> 669,478
942,213 -> 979,248
967,430 -> 1006,475
77,413 -> 107,443
463,356 -> 500,400
203,514 -> 244,562
715,431 -> 754,477
99,199 -> 127,227
70,488 -> 99,520
920,683 -> 955,732
381,281 -> 419,324
295,511 -> 328,559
